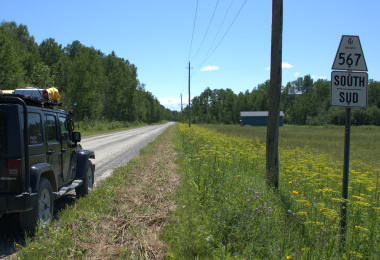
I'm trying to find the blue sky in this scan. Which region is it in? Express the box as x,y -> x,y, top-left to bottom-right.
1,0 -> 379,111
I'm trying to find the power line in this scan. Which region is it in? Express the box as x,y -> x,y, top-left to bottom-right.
190,0 -> 220,62
197,0 -> 248,69
188,0 -> 199,62
190,0 -> 234,78
203,0 -> 235,62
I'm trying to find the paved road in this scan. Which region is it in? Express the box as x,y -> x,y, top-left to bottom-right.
84,122 -> 175,184
0,122 -> 175,259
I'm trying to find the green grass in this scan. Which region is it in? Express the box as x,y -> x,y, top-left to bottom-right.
16,165 -> 128,259
162,123 -> 380,259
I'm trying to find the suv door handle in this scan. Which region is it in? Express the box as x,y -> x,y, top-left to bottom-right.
46,150 -> 55,155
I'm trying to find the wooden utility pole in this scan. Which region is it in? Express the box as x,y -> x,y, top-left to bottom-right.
266,0 -> 283,188
188,61 -> 191,127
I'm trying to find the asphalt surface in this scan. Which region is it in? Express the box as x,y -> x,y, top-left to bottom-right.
0,122 -> 175,259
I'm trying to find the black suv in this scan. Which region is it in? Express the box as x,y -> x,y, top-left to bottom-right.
0,92 -> 95,234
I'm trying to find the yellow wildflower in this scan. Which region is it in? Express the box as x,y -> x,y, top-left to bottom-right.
355,226 -> 369,232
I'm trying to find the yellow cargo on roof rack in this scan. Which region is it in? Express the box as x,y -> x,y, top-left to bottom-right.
46,87 -> 60,101
1,87 -> 60,101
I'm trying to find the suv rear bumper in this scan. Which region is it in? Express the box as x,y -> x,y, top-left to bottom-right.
0,193 -> 37,214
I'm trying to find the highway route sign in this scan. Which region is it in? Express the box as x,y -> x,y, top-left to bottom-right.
331,71 -> 368,108
332,35 -> 367,71
331,35 -> 368,245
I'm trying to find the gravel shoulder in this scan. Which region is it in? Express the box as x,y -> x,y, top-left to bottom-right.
78,123 -> 179,259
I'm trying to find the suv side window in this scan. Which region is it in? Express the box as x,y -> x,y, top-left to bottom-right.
28,113 -> 43,145
59,116 -> 71,142
45,115 -> 58,142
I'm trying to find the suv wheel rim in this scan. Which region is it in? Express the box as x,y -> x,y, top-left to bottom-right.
87,167 -> 93,190
39,189 -> 51,225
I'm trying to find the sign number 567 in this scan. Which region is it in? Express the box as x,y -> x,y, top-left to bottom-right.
338,53 -> 362,67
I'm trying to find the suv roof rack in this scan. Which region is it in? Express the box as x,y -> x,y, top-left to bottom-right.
0,93 -> 62,109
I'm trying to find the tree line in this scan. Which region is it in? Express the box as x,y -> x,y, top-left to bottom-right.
3,21 -> 379,126
185,75 -> 380,126
0,21 -> 179,123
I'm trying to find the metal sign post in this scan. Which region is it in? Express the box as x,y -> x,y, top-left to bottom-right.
331,35 -> 368,248
341,106 -> 351,246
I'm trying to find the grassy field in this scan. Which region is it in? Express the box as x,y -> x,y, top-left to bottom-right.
203,124 -> 380,168
162,123 -> 380,259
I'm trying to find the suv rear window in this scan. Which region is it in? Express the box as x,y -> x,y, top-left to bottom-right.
0,111 -> 7,154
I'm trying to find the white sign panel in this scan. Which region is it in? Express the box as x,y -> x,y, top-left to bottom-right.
331,71 -> 368,108
332,35 -> 367,71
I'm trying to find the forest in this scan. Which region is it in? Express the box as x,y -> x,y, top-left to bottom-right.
2,21 -> 380,126
185,76 -> 380,125
0,21 -> 179,123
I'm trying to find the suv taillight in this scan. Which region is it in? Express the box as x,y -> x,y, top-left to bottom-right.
7,159 -> 21,176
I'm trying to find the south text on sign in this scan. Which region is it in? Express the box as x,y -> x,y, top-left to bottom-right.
333,74 -> 366,88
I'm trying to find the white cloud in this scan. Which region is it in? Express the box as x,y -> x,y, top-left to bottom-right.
158,94 -> 194,111
158,97 -> 181,111
282,62 -> 293,69
295,72 -> 300,76
311,75 -> 317,79
201,65 -> 219,71
265,62 -> 293,70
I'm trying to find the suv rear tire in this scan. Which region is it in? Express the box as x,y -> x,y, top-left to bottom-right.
19,177 -> 53,234
75,161 -> 94,197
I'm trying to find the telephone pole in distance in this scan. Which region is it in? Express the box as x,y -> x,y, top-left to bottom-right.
187,62 -> 192,127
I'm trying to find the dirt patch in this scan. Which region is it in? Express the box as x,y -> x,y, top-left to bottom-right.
79,125 -> 179,259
